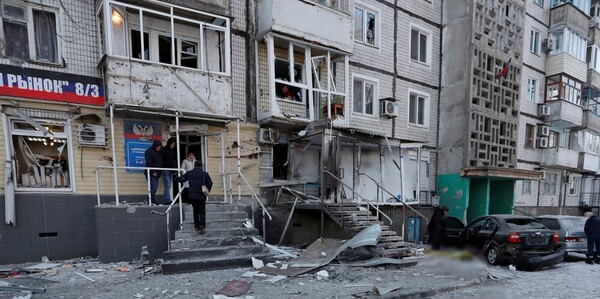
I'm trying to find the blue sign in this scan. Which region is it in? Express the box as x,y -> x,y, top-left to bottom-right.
123,120 -> 161,173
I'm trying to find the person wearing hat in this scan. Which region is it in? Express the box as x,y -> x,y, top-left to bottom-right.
584,211 -> 600,264
178,161 -> 213,234
144,140 -> 163,205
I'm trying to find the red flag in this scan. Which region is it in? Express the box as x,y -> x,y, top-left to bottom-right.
495,58 -> 512,79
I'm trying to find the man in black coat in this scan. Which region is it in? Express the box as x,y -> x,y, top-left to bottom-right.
161,137 -> 177,204
584,211 -> 600,264
144,140 -> 163,205
178,161 -> 213,233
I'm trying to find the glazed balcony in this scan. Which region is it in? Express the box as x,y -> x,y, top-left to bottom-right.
258,0 -> 353,53
541,147 -> 579,170
549,2 -> 590,34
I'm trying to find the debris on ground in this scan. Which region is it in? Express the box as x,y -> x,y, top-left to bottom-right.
215,279 -> 252,297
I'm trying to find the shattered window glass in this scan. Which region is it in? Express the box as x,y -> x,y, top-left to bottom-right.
366,12 -> 375,45
505,218 -> 546,229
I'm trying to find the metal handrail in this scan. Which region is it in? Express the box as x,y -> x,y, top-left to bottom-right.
151,187 -> 186,251
359,172 -> 429,225
323,170 -> 392,225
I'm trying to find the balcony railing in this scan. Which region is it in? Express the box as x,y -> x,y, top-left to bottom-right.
306,0 -> 351,14
580,192 -> 600,208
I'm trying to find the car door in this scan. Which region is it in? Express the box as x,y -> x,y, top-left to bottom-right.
477,218 -> 500,249
465,217 -> 487,247
444,216 -> 465,247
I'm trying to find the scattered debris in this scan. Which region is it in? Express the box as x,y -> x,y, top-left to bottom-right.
85,269 -> 104,273
265,263 -> 277,268
250,237 -> 298,259
24,263 -> 61,271
243,221 -> 253,229
41,256 -> 50,263
251,257 -> 264,269
75,272 -> 95,282
12,294 -> 32,299
115,266 -> 131,272
215,280 -> 252,297
509,265 -> 517,271
265,275 -> 286,283
316,270 -> 329,278
486,267 -> 515,280
372,284 -> 403,295
241,271 -> 260,278
343,257 -> 420,267
0,280 -> 45,293
134,293 -> 144,298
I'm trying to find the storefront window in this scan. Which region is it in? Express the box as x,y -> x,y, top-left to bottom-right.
9,119 -> 72,190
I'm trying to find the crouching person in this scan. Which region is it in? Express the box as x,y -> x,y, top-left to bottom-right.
178,161 -> 213,234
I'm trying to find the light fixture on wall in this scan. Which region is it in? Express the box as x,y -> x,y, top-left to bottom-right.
112,9 -> 123,25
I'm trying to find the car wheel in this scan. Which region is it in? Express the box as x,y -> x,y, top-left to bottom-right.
486,246 -> 500,265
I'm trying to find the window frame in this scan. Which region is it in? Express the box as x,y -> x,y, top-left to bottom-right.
525,124 -> 535,149
7,117 -> 75,192
352,73 -> 379,118
567,176 -> 579,196
530,29 -> 540,55
353,2 -> 380,48
542,172 -> 558,195
409,23 -> 432,66
521,180 -> 532,195
407,89 -> 430,128
0,1 -> 62,65
533,0 -> 544,7
527,78 -> 538,102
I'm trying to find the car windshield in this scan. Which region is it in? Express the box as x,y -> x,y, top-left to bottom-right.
561,218 -> 586,232
505,218 -> 546,229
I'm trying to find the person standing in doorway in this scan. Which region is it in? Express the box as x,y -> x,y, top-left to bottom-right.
179,152 -> 196,204
178,161 -> 213,234
161,137 -> 177,205
427,206 -> 448,250
144,140 -> 163,205
584,211 -> 600,264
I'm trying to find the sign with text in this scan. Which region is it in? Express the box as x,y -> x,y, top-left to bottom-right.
123,120 -> 162,173
0,65 -> 105,106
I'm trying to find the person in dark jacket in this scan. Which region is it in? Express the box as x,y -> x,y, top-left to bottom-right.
427,206 -> 448,250
144,140 -> 163,205
178,161 -> 213,233
584,211 -> 600,264
161,137 -> 177,204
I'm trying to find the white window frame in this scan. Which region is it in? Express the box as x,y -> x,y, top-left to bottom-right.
530,29 -> 540,55
409,23 -> 432,66
102,0 -> 231,76
527,78 -> 538,102
550,27 -> 587,62
521,180 -> 532,195
407,89 -> 430,129
0,1 -> 61,64
542,172 -> 557,195
351,73 -> 379,118
7,117 -> 75,192
533,0 -> 544,8
567,176 -> 579,196
589,45 -> 600,72
353,2 -> 380,48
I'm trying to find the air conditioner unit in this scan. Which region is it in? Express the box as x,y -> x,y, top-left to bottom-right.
536,137 -> 549,148
538,104 -> 551,116
381,100 -> 399,118
537,125 -> 550,136
540,172 -> 547,181
77,124 -> 107,147
258,128 -> 279,144
542,38 -> 553,52
591,16 -> 600,28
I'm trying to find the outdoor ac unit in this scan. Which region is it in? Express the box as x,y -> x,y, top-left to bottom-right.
542,38 -> 553,52
538,125 -> 550,136
540,172 -> 547,180
536,137 -> 549,148
538,104 -> 551,117
381,100 -> 399,118
258,128 -> 279,144
592,17 -> 600,28
77,124 -> 107,147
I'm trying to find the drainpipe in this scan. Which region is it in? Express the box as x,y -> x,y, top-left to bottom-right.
392,0 -> 398,138
110,104 -> 119,205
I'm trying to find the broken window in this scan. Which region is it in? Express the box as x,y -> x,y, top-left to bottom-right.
9,119 -> 72,191
525,124 -> 535,148
354,6 -> 377,46
352,76 -> 376,115
272,144 -> 288,180
1,2 -> 59,63
410,26 -> 430,64
409,92 -> 428,126
102,1 -> 230,74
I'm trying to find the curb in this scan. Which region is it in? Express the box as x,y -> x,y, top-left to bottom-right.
383,276 -> 488,299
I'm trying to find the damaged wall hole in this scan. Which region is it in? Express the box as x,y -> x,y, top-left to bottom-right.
39,232 -> 58,238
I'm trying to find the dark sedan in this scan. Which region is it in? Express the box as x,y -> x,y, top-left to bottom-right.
444,214 -> 564,270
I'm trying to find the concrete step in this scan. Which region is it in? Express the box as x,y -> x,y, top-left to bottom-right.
204,211 -> 248,222
379,241 -> 414,249
181,220 -> 245,230
376,247 -> 413,258
169,235 -> 255,250
175,227 -> 259,239
164,244 -> 267,261
161,253 -> 273,274
378,236 -> 404,243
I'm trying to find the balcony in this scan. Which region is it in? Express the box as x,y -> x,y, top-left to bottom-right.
582,109 -> 600,132
580,192 -> 600,208
103,57 -> 232,116
546,53 -> 587,82
541,147 -> 580,170
549,2 -> 590,34
258,0 -> 353,53
544,99 -> 583,127
578,152 -> 600,173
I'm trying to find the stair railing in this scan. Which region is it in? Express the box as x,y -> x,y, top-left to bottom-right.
150,187 -> 186,251
323,170 -> 393,226
359,172 -> 429,226
238,170 -> 272,247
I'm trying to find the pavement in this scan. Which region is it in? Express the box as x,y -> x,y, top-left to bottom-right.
0,253 -> 489,298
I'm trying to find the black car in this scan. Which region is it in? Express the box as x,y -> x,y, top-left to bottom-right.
444,214 -> 564,270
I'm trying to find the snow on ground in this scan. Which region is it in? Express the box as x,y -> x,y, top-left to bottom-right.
434,254 -> 600,299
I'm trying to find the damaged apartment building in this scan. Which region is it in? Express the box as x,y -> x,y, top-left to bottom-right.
0,0 -> 442,264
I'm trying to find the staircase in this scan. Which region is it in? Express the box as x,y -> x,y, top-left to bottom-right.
161,203 -> 271,274
323,203 -> 415,258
